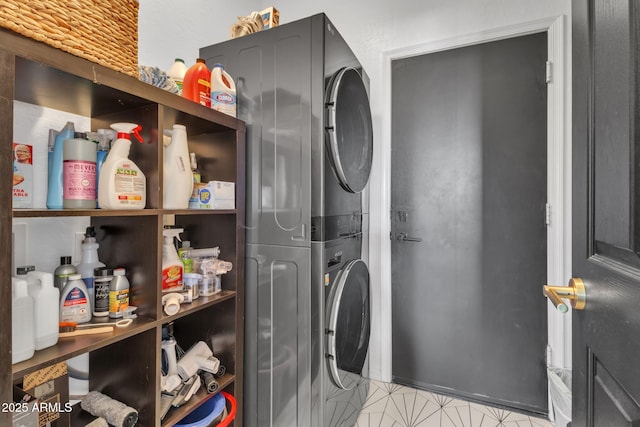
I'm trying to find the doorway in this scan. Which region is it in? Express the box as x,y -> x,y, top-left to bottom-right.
390,32 -> 549,414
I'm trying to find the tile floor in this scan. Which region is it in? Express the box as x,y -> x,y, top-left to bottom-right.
356,380 -> 553,427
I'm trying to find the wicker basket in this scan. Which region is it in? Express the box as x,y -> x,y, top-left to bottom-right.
0,0 -> 138,77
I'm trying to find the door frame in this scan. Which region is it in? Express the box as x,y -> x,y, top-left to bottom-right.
370,15 -> 570,384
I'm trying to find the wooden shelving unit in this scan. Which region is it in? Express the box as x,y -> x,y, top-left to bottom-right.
0,28 -> 245,426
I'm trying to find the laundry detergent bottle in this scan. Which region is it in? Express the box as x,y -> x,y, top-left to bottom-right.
211,63 -> 237,117
97,123 -> 146,209
47,121 -> 75,209
26,271 -> 59,350
182,59 -> 211,107
163,124 -> 193,209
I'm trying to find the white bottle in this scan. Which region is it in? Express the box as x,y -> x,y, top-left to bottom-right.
60,274 -> 91,323
12,277 -> 35,364
26,271 -> 60,350
97,123 -> 146,209
162,227 -> 184,292
210,63 -> 237,117
168,58 -> 188,95
163,124 -> 193,209
76,226 -> 105,309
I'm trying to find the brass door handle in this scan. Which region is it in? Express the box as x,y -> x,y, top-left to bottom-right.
543,278 -> 586,313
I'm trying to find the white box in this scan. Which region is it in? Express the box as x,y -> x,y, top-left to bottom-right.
189,181 -> 235,210
12,142 -> 33,208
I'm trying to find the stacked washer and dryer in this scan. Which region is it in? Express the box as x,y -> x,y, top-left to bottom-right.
201,13 -> 373,427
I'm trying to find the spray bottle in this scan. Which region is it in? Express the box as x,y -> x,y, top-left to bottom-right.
76,226 -> 105,310
163,227 -> 184,293
47,121 -> 75,209
163,124 -> 193,209
97,123 -> 146,209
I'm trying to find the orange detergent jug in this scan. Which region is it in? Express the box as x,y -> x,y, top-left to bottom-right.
182,59 -> 211,107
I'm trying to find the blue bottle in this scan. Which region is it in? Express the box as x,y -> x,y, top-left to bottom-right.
46,121 -> 75,209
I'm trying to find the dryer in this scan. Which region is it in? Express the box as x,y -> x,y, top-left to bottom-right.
200,13 -> 372,427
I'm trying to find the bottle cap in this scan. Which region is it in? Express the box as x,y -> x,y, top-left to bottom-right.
114,268 -> 126,276
94,267 -> 114,277
60,256 -> 73,264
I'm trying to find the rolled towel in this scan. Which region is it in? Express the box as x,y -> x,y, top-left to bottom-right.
85,418 -> 108,427
81,391 -> 138,427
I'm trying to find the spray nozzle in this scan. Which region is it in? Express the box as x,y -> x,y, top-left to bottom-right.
111,123 -> 144,143
163,227 -> 184,243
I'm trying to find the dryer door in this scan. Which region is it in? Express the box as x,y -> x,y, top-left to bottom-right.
326,258 -> 371,390
325,67 -> 373,194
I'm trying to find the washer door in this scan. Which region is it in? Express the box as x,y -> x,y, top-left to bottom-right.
326,259 -> 371,390
325,67 -> 374,194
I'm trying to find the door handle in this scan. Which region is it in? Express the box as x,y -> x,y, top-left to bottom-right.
543,278 -> 586,313
291,223 -> 306,241
396,232 -> 422,242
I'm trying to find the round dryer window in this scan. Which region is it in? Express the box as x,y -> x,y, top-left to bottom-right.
326,259 -> 371,390
325,67 -> 374,194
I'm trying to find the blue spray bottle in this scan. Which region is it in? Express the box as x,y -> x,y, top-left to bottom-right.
47,121 -> 75,209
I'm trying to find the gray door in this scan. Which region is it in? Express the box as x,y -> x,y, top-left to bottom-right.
391,33 -> 548,413
245,243 -> 311,427
571,0 -> 640,424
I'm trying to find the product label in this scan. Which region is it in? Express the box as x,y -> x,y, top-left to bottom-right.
109,289 -> 129,314
162,265 -> 183,291
211,91 -> 237,116
113,167 -> 145,206
94,281 -> 110,313
12,142 -> 33,208
63,160 -> 96,200
197,79 -> 211,107
60,287 -> 89,321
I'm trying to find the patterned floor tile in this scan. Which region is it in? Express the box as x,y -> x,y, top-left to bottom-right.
356,381 -> 553,427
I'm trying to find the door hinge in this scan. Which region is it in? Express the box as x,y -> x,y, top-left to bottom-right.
545,203 -> 551,226
545,60 -> 552,84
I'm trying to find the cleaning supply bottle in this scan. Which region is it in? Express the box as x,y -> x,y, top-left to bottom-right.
95,129 -> 115,208
178,240 -> 193,273
26,270 -> 59,350
189,153 -> 201,206
168,58 -> 188,95
162,227 -> 184,292
97,123 -> 146,210
182,59 -> 211,107
60,274 -> 91,323
47,121 -> 75,209
210,63 -> 237,117
63,132 -> 97,209
109,268 -> 130,318
93,267 -> 113,317
11,277 -> 34,364
54,256 -> 77,290
76,226 -> 105,310
163,124 -> 193,209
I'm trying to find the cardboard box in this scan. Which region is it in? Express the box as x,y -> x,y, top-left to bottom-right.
12,142 -> 33,208
189,181 -> 235,210
260,6 -> 280,29
19,362 -> 71,427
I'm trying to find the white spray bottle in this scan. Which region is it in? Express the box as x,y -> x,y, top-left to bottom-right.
163,124 -> 193,209
162,227 -> 184,293
97,123 -> 146,209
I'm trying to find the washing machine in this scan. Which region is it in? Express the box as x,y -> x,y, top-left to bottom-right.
200,13 -> 372,427
312,233 -> 371,427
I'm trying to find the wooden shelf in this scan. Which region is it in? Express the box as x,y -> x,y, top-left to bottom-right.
1,26 -> 245,426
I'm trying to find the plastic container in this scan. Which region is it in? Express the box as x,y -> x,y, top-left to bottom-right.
168,58 -> 188,95
76,226 -> 105,310
548,366 -> 571,427
109,268 -> 130,318
95,129 -> 115,208
54,255 -> 77,290
47,121 -> 75,209
63,132 -> 97,209
210,63 -> 237,117
12,277 -> 35,364
182,59 -> 211,107
60,274 -> 91,323
174,390 -> 226,427
183,272 -> 202,302
163,124 -> 193,209
97,123 -> 146,209
93,267 -> 113,317
178,240 -> 193,273
163,228 -> 184,292
26,271 -> 59,350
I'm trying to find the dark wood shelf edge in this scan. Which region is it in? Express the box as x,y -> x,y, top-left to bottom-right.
161,373 -> 235,427
12,208 -> 161,218
161,291 -> 237,323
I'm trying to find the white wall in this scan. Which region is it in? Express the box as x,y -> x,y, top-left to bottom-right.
138,0 -> 573,382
